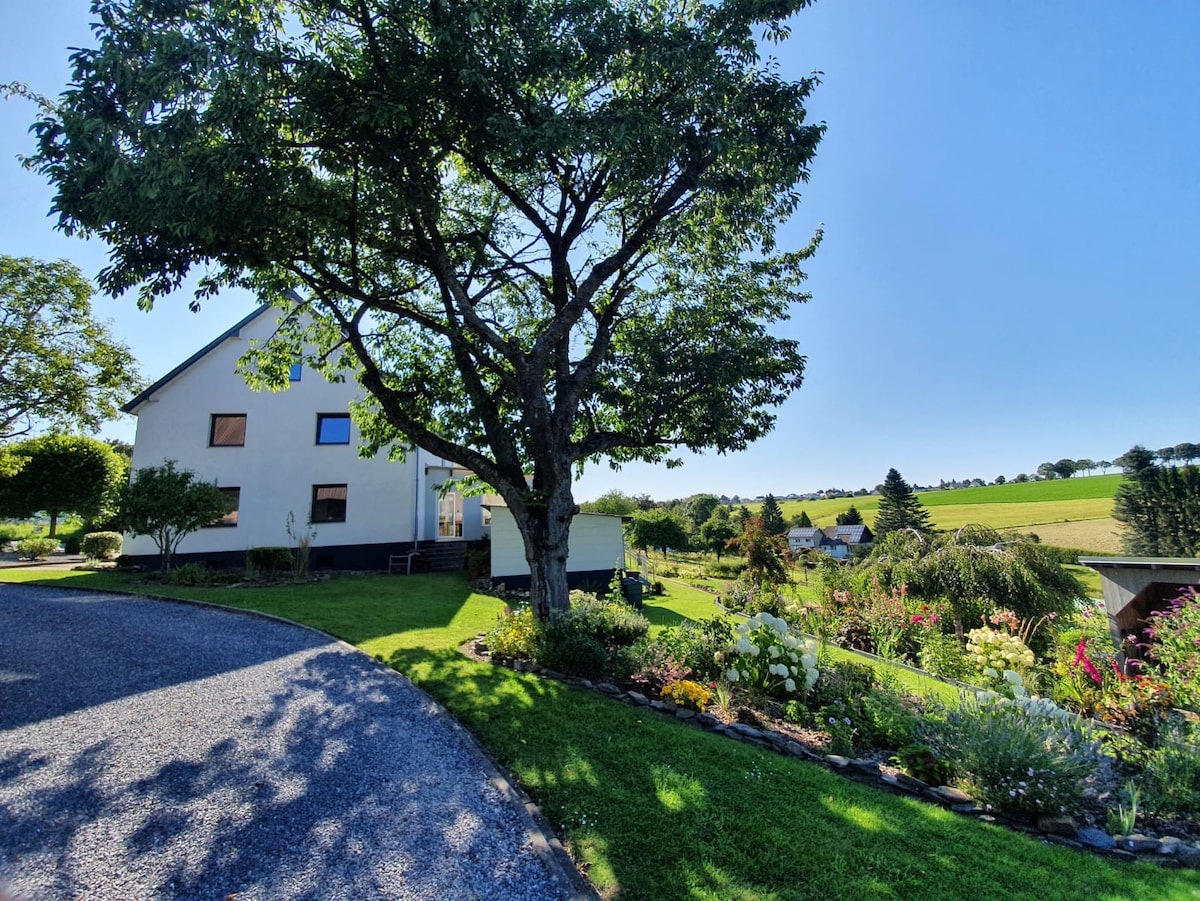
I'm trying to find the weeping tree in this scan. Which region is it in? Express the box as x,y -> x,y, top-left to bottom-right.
869,525 -> 1082,645
29,0 -> 823,619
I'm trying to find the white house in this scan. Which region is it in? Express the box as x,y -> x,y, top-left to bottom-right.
488,507 -> 626,591
121,306 -> 487,570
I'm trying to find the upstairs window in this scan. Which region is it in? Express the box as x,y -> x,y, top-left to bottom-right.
210,414 -> 246,447
316,413 -> 351,445
311,484 -> 348,523
204,487 -> 240,528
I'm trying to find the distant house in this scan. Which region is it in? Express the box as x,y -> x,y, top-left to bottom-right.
825,524 -> 875,551
786,527 -> 823,551
787,527 -> 851,559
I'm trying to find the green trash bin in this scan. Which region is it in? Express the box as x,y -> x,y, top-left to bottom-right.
621,576 -> 644,610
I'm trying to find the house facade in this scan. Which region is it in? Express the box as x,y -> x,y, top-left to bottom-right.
787,527 -> 850,559
121,306 -> 486,570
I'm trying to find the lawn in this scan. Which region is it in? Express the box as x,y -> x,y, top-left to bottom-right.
5,567 -> 1194,900
759,475 -> 1125,554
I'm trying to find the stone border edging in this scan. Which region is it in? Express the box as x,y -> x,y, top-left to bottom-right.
479,638 -> 1200,872
5,580 -> 599,901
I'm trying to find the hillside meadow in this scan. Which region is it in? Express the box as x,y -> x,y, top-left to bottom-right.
755,474 -> 1124,553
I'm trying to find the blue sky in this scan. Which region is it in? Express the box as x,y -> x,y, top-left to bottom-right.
2,1 -> 1197,501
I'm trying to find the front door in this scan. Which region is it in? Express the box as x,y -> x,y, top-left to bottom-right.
438,489 -> 463,539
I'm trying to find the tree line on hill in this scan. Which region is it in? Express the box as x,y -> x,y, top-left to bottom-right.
586,466 -> 936,560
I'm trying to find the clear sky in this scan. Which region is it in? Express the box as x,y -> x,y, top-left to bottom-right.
2,1 -> 1198,501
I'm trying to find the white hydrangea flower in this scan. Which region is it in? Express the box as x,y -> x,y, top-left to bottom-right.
726,668 -> 740,682
748,644 -> 761,657
768,645 -> 781,658
735,637 -> 753,654
785,677 -> 797,693
805,669 -> 819,690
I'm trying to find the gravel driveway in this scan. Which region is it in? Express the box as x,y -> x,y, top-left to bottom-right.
0,584 -> 583,900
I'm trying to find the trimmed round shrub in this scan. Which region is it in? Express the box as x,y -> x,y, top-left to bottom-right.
81,531 -> 123,560
17,537 -> 57,560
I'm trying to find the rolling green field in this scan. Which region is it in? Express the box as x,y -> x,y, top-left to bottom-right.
756,475 -> 1125,553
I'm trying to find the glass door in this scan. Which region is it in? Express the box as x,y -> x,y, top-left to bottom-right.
438,489 -> 463,538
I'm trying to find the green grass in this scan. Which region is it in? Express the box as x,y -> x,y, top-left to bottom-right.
762,475 -> 1125,554
5,568 -> 1196,900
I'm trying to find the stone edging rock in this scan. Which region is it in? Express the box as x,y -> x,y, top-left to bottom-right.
477,636 -> 1200,872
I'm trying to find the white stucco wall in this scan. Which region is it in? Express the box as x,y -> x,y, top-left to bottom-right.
124,309 -> 429,558
489,508 -> 625,580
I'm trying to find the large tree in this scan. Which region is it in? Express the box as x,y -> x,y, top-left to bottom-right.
30,0 -> 823,619
873,468 -> 932,538
626,509 -> 690,557
1113,445 -> 1200,557
0,256 -> 143,440
0,434 -> 124,536
697,504 -> 738,560
836,505 -> 863,526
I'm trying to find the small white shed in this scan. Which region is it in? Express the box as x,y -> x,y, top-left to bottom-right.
489,508 -> 626,591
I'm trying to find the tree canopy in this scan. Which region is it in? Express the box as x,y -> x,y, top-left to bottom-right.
0,256 -> 143,440
697,504 -> 738,559
1113,445 -> 1200,557
759,493 -> 787,536
626,509 -> 690,557
0,434 -> 125,535
31,0 -> 824,618
836,505 -> 863,526
873,468 -> 932,538
118,460 -> 230,571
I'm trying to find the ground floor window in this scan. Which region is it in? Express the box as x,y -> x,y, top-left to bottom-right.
204,487 -> 240,527
311,484 -> 348,523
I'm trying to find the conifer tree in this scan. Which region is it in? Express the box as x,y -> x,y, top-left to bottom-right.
759,494 -> 787,536
795,510 -> 813,528
836,505 -> 864,526
873,468 -> 932,538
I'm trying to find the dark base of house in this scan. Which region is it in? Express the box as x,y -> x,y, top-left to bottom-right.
129,540 -> 477,574
489,569 -> 617,594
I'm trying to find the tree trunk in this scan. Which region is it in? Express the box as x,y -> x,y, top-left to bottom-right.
517,483 -> 576,621
48,511 -> 58,538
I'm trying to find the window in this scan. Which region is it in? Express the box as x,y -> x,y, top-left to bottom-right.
316,413 -> 351,445
210,414 -> 246,447
204,487 -> 240,528
289,362 -> 302,381
311,484 -> 347,523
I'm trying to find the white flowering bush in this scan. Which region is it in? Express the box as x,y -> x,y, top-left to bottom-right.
724,612 -> 818,697
966,626 -> 1035,677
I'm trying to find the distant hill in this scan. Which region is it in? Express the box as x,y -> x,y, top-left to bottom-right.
751,475 -> 1123,553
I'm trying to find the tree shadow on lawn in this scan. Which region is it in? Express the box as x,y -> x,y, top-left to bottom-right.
9,570 -> 496,650
0,648 -> 557,900
388,647 -> 1200,901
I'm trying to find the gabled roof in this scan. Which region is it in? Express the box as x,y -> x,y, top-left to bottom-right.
121,305 -> 275,414
787,527 -> 822,539
826,524 -> 873,545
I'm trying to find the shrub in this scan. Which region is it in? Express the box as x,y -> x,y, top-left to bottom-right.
965,626 -> 1035,677
114,553 -> 136,568
894,743 -> 955,786
536,629 -> 607,679
486,606 -> 539,660
81,531 -> 123,560
641,616 -> 735,685
562,591 -> 650,648
245,545 -> 293,577
62,532 -> 83,555
702,559 -> 746,578
1144,587 -> 1200,714
169,562 -> 208,585
921,690 -> 1106,820
531,593 -> 650,678
17,537 -> 57,560
724,611 -> 818,697
860,687 -> 920,750
1138,721 -> 1200,820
